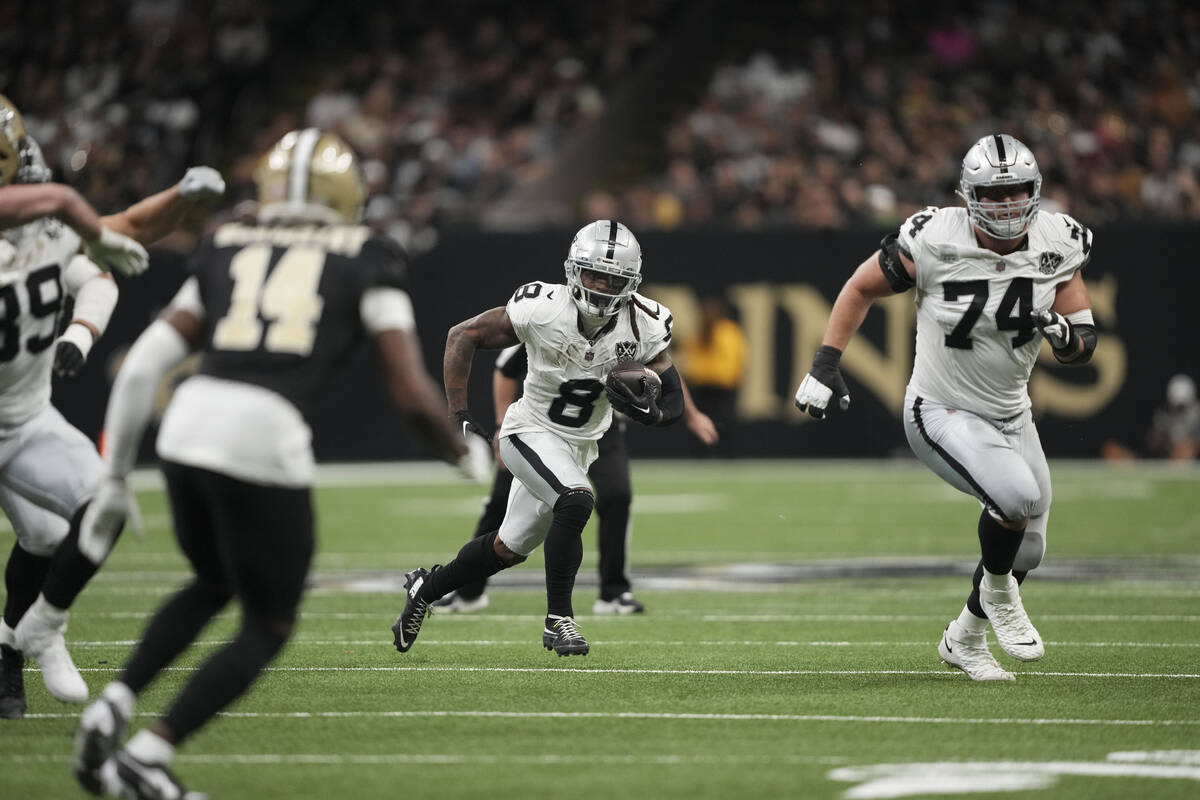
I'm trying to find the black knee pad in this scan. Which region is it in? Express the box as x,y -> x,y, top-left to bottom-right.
553,489 -> 595,526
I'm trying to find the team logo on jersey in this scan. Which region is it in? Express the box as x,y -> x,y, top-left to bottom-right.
1039,251 -> 1064,274
615,341 -> 637,361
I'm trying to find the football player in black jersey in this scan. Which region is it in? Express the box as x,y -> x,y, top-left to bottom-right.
435,342 -> 717,615
70,129 -> 490,799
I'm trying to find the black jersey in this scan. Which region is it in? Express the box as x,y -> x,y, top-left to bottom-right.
189,222 -> 408,419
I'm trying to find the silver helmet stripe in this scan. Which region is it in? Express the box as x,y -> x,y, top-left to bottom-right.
288,128 -> 322,205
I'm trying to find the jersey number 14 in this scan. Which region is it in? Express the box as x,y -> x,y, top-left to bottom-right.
212,244 -> 326,356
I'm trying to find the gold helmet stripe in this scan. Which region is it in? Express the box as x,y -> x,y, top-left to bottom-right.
288,127 -> 322,206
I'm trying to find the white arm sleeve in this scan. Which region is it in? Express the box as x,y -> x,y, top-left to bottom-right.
104,319 -> 192,478
63,254 -> 119,337
360,286 -> 415,334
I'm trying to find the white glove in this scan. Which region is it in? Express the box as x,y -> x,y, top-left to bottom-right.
1036,310 -> 1073,350
179,166 -> 226,199
84,227 -> 150,277
77,475 -> 144,564
455,431 -> 493,484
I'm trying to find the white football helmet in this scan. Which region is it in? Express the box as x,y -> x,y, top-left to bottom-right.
957,134 -> 1042,240
564,220 -> 642,317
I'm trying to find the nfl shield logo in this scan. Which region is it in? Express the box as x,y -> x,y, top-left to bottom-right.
615,341 -> 637,361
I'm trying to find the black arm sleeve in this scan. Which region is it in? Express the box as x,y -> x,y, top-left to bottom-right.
1055,323 -> 1097,365
877,232 -> 915,293
656,365 -> 684,426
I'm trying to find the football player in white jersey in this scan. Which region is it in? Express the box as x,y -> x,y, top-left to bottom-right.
0,94 -> 226,719
392,220 -> 685,656
794,134 -> 1097,682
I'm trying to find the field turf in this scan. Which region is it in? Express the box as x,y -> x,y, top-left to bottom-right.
3,460 -> 1198,799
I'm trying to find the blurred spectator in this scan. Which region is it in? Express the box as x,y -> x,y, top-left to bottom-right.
678,295 -> 747,455
1148,374 -> 1200,461
1103,374 -> 1200,462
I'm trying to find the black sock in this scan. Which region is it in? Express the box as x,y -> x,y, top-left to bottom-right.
40,506 -> 115,610
4,543 -> 52,628
543,491 -> 594,618
160,612 -> 290,744
977,510 -> 1025,575
966,560 -> 986,618
120,580 -> 232,694
456,531 -> 492,601
421,532 -> 508,602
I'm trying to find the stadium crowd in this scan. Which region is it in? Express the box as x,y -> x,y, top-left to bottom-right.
3,0 -> 1198,243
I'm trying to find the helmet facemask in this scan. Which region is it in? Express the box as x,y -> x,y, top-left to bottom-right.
957,134 -> 1042,240
564,220 -> 643,318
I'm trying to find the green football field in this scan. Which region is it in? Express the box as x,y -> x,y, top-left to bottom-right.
3,460 -> 1198,799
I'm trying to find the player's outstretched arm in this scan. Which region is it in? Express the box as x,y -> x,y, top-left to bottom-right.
679,375 -> 719,445
102,166 -> 225,246
444,306 -> 519,413
795,248 -> 906,419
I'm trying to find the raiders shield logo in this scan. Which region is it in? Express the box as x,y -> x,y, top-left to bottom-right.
1039,251 -> 1064,274
615,341 -> 637,361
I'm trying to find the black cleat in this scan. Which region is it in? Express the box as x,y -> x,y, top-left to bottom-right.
74,696 -> 128,794
392,567 -> 437,653
0,645 -> 26,720
113,748 -> 207,800
542,615 -> 589,657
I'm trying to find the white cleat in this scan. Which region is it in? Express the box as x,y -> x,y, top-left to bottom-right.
592,592 -> 645,615
430,591 -> 489,614
938,621 -> 1015,682
13,604 -> 88,703
980,576 -> 1044,662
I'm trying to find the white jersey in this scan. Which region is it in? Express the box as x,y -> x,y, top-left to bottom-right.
899,206 -> 1091,419
0,219 -> 82,426
500,281 -> 673,445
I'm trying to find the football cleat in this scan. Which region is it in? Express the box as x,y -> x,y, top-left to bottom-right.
431,591 -> 489,614
0,644 -> 26,719
542,615 -> 589,657
74,693 -> 129,795
13,603 -> 88,703
592,592 -> 645,615
938,621 -> 1014,682
980,575 -> 1044,661
113,748 -> 208,800
391,567 -> 437,653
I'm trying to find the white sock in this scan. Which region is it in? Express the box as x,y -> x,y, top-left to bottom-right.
31,595 -> 70,627
125,729 -> 174,765
101,681 -> 136,720
981,569 -> 1012,592
956,606 -> 988,635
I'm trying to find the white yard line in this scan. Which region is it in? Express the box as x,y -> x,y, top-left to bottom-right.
63,639 -> 1200,649
69,611 -> 1200,622
67,665 -> 1200,679
15,709 -> 1200,727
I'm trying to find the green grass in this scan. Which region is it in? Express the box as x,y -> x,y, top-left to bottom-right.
3,460 -> 1199,799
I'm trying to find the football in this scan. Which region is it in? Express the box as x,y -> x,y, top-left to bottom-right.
606,360 -> 662,400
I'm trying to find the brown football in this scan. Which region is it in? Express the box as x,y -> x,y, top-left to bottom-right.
606,360 -> 662,400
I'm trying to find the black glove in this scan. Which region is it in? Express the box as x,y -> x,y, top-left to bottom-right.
53,341 -> 85,378
793,345 -> 851,419
605,377 -> 662,426
453,409 -> 492,444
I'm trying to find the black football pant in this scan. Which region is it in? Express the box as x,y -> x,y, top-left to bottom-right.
459,421 -> 633,601
119,461 -> 314,744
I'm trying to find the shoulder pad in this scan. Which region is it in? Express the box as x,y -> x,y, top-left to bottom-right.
506,281 -> 569,331
1053,212 -> 1094,266
629,293 -> 674,346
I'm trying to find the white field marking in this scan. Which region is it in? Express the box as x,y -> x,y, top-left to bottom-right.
70,665 -> 1200,679
3,752 -> 848,767
63,639 -> 1200,650
70,610 -> 1200,623
1108,751 -> 1200,765
384,493 -> 728,517
829,758 -> 1200,798
18,710 -> 1200,728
